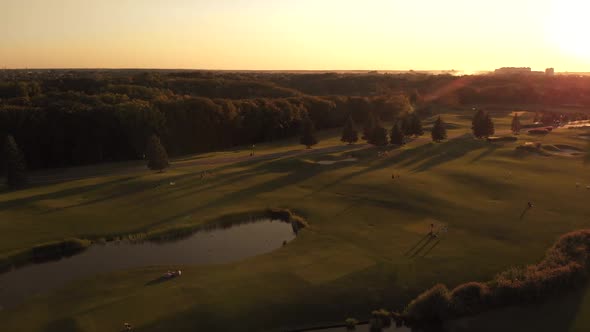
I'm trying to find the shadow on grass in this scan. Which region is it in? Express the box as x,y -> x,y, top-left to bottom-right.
151,157 -> 357,226
519,206 -> 532,220
302,135 -> 490,200
404,234 -> 431,256
410,237 -> 436,258
421,239 -> 441,257
145,275 -> 177,286
43,144 -> 365,216
0,176 -> 137,212
42,317 -> 83,332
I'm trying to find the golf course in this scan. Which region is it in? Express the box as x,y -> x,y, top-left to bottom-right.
1,109 -> 589,331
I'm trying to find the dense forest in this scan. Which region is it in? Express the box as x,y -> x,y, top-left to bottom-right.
1,70 -> 590,171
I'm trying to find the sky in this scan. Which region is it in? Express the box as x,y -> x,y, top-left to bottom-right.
2,0 -> 590,71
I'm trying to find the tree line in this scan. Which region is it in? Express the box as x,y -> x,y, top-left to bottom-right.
0,76 -> 413,173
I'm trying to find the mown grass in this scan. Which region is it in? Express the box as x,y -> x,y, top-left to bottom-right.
0,110 -> 589,331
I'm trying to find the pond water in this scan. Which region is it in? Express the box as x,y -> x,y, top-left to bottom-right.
0,219 -> 296,310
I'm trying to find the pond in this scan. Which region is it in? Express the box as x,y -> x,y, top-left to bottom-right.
0,218 -> 297,310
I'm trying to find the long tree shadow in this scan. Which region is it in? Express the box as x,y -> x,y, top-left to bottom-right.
410,136 -> 491,172
404,234 -> 431,256
145,275 -> 178,286
151,158 -> 357,227
421,239 -> 441,257
152,145 -> 365,205
520,206 -> 532,220
469,144 -> 499,163
410,236 -> 436,258
39,145 -> 363,216
0,176 -> 137,212
302,135 -> 490,199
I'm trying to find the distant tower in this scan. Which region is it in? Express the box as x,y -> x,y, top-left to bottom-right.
545,68 -> 555,76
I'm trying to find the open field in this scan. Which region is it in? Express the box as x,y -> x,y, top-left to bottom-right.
1,110 -> 589,331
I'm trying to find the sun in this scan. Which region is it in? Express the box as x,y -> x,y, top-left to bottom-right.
547,0 -> 590,59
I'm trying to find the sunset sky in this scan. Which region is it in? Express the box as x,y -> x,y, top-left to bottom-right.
2,0 -> 590,71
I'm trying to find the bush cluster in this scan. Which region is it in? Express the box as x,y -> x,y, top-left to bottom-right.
404,230 -> 590,324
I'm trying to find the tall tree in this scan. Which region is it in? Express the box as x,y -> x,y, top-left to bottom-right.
401,115 -> 414,136
341,115 -> 358,145
409,112 -> 424,136
2,135 -> 27,188
368,125 -> 389,146
390,121 -> 405,145
511,113 -> 522,134
409,89 -> 421,105
362,111 -> 377,141
472,109 -> 486,138
483,113 -> 495,137
431,116 -> 447,142
146,135 -> 169,172
300,116 -> 318,149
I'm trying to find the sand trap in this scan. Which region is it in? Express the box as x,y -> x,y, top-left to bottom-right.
316,158 -> 358,165
562,120 -> 590,129
554,144 -> 583,152
542,144 -> 584,157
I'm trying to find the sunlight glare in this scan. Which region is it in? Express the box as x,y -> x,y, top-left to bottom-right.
548,0 -> 590,60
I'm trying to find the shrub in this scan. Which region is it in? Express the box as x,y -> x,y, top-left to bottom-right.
266,208 -> 292,221
403,229 -> 590,324
449,282 -> 490,316
30,238 -> 91,262
345,317 -> 359,330
371,309 -> 391,327
404,284 -> 451,323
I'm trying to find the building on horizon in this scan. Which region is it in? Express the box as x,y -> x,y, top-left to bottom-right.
493,67 -> 552,76
494,67 -> 532,75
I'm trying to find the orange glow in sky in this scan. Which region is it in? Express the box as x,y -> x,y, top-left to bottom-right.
1,0 -> 589,71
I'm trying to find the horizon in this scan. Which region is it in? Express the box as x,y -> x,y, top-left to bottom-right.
3,0 -> 590,71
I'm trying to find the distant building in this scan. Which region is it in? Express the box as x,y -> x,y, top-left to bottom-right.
494,67 -> 551,76
494,67 -> 532,75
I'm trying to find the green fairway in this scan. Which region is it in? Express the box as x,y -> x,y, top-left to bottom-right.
1,110 -> 589,331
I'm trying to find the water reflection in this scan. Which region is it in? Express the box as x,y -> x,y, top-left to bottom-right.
0,219 -> 295,309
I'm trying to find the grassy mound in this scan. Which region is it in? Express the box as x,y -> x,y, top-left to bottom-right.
404,229 -> 590,325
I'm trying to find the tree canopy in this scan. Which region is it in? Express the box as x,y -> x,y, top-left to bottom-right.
146,135 -> 169,172
341,115 -> 358,145
390,121 -> 405,145
300,116 -> 318,148
511,113 -> 521,134
2,135 -> 27,188
472,109 -> 495,138
431,116 -> 447,142
368,125 -> 389,147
